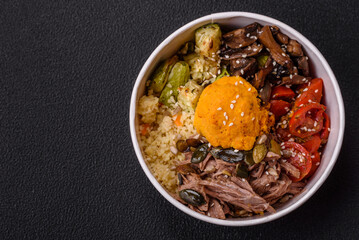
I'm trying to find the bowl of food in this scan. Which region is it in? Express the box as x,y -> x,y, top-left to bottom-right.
129,12 -> 344,226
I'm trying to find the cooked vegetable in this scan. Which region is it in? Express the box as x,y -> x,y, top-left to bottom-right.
218,149 -> 245,163
258,26 -> 293,72
301,134 -> 321,154
231,58 -> 257,77
289,103 -> 326,138
236,164 -> 249,178
178,42 -> 194,55
195,23 -> 222,57
222,22 -> 260,49
320,112 -> 330,144
216,67 -> 230,80
269,139 -> 281,155
176,140 -> 189,152
253,56 -> 273,89
149,56 -> 178,93
294,78 -> 323,108
306,151 -> 320,178
178,80 -> 203,113
191,144 -> 210,164
257,55 -> 269,68
253,144 -> 267,163
282,75 -> 311,85
269,100 -> 291,120
159,61 -> 190,107
220,42 -> 263,60
259,80 -> 272,104
287,39 -> 303,57
282,141 -> 312,182
271,86 -> 295,100
183,53 -> 218,83
179,189 -> 206,206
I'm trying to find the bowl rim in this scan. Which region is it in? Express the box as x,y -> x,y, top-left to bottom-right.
129,11 -> 345,226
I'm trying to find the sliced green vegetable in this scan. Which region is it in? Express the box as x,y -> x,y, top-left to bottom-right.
149,56 -> 178,93
215,67 -> 230,80
191,144 -> 209,164
257,55 -> 269,69
159,61 -> 190,107
253,144 -> 268,163
195,23 -> 222,57
179,189 -> 206,206
269,139 -> 281,156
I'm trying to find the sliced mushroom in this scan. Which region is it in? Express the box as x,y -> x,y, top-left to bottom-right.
220,42 -> 263,60
223,22 -> 260,49
252,57 -> 273,89
282,75 -> 312,85
258,26 -> 294,73
296,56 -> 310,77
270,26 -> 280,35
287,39 -> 303,57
231,58 -> 257,77
276,32 -> 289,45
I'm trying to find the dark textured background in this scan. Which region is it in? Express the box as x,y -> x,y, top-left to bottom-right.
1,0 -> 359,239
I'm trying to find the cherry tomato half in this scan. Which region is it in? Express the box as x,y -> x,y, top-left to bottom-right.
271,86 -> 295,101
320,112 -> 330,144
301,134 -> 321,154
289,103 -> 326,138
282,141 -> 312,182
294,78 -> 323,108
306,151 -> 320,179
270,100 -> 291,120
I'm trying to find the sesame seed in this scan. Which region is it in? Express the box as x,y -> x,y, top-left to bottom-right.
308,99 -> 312,103
246,33 -> 250,37
229,122 -> 234,126
273,61 -> 277,66
169,90 -> 173,94
208,143 -> 211,147
231,100 -> 236,104
328,128 -> 331,132
283,120 -> 287,124
236,95 -> 240,99
242,54 -> 247,58
235,81 -> 238,86
314,121 -> 318,127
251,117 -> 255,121
303,88 -> 308,92
225,115 -> 228,120
290,74 -> 293,79
316,162 -> 320,166
230,104 -> 234,109
282,53 -> 286,57
315,89 -> 318,93
224,112 -> 227,116
217,69 -> 221,75
241,112 -> 244,117
225,55 -> 229,58
234,149 -> 239,152
223,121 -> 226,125
265,183 -> 270,187
311,155 -> 315,158
265,171 -> 269,175
239,44 -> 242,47
248,88 -> 251,91
217,107 -> 222,111
240,69 -> 244,75
236,60 -> 240,64
242,178 -> 245,182
239,81 -> 243,84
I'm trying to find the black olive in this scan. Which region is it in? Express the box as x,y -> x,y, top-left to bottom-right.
179,189 -> 206,206
217,148 -> 244,163
176,140 -> 189,152
236,164 -> 249,178
191,144 -> 209,164
186,138 -> 202,147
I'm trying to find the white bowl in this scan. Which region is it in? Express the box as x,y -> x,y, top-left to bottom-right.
129,12 -> 345,226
